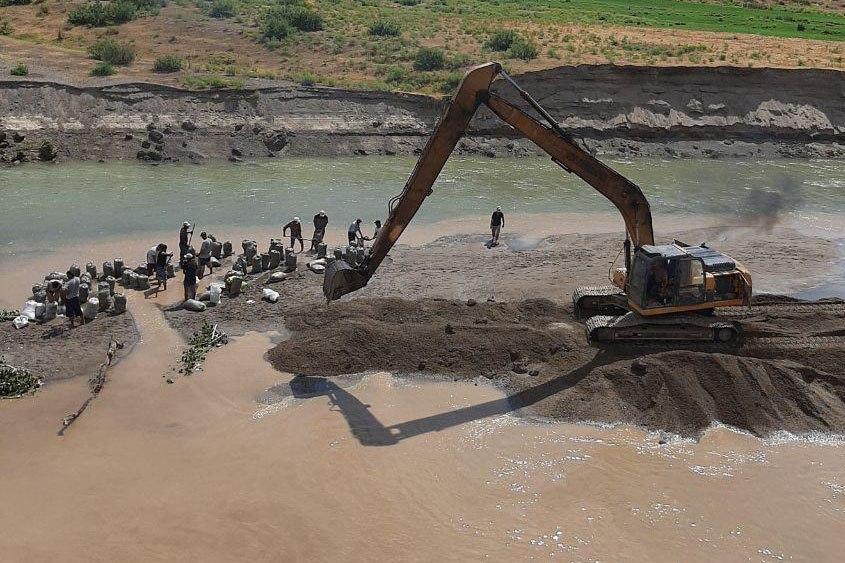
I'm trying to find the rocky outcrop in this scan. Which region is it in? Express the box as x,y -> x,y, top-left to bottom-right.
0,65 -> 842,164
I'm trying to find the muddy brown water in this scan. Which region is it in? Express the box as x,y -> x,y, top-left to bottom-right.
2,157 -> 845,560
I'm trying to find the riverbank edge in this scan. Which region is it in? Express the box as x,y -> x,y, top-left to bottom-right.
1,64 -> 843,165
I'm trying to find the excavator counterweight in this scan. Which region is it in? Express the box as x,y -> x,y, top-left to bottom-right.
323,63 -> 752,345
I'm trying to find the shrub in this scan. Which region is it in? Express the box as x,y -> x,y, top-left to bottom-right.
369,20 -> 400,37
281,6 -> 323,32
397,0 -> 419,5
181,75 -> 244,90
209,0 -> 235,18
10,63 -> 28,76
507,38 -> 538,60
91,61 -> 116,76
153,54 -> 183,73
0,0 -> 32,5
0,18 -> 12,36
440,72 -> 463,94
484,29 -> 519,52
413,48 -> 445,71
89,38 -> 136,65
293,71 -> 316,86
262,13 -> 293,41
68,2 -> 136,27
385,66 -> 406,84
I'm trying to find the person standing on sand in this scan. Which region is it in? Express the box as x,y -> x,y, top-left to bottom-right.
490,206 -> 505,245
284,217 -> 304,253
155,243 -> 173,291
179,221 -> 193,259
181,253 -> 198,302
348,218 -> 363,246
63,269 -> 85,328
311,210 -> 329,252
197,232 -> 213,279
146,244 -> 160,276
372,219 -> 382,241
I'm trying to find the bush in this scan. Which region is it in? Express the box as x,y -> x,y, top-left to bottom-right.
89,38 -> 136,65
385,66 -> 406,84
153,54 -> 183,73
507,38 -> 538,60
68,2 -> 135,27
440,72 -> 463,94
91,61 -> 116,76
369,20 -> 400,37
293,71 -> 316,86
397,0 -> 419,5
262,13 -> 293,41
182,75 -> 244,90
280,5 -> 323,32
0,0 -> 32,6
484,29 -> 519,52
0,18 -> 13,36
413,48 -> 445,71
209,0 -> 235,18
10,63 -> 28,76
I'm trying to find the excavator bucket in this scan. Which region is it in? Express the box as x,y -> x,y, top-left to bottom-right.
323,259 -> 370,301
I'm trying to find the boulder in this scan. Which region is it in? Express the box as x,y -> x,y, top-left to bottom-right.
263,130 -> 289,152
267,271 -> 287,283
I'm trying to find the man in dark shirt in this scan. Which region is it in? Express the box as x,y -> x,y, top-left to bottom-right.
490,206 -> 505,245
181,254 -> 198,302
283,217 -> 304,252
179,221 -> 193,258
311,210 -> 329,252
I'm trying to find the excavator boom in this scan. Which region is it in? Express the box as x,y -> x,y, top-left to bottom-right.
324,62 -> 654,301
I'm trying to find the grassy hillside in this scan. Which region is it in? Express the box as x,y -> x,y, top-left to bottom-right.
0,0 -> 843,92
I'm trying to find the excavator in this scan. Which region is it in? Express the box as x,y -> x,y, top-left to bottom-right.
323,63 -> 752,344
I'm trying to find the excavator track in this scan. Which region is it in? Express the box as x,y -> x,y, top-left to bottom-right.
572,285 -> 627,319
586,313 -> 741,345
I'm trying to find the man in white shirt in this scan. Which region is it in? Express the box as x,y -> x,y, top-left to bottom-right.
197,231 -> 213,278
146,244 -> 159,276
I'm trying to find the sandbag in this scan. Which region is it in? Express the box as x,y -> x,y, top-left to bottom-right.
67,264 -> 81,278
251,256 -> 263,274
211,241 -> 223,259
79,283 -> 89,303
284,252 -> 297,272
198,292 -> 211,302
166,264 -> 175,279
267,271 -> 287,283
86,262 -> 98,279
113,258 -> 125,277
134,265 -> 148,275
21,300 -> 37,320
13,315 -> 29,329
32,283 -> 45,297
137,276 -> 150,290
183,299 -> 206,312
222,241 -> 233,257
83,298 -> 99,321
262,288 -> 280,303
334,248 -> 343,260
122,270 -> 133,288
208,284 -> 223,305
44,301 -> 58,321
317,243 -> 327,259
35,302 -> 46,320
33,290 -> 47,304
268,250 -> 281,270
113,293 -> 127,314
261,253 -> 271,270
228,276 -> 243,297
210,257 -> 222,268
106,276 -> 117,295
97,290 -> 111,312
102,261 -> 115,280
80,273 -> 92,286
269,238 -> 285,254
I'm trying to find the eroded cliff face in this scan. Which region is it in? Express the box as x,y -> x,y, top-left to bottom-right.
0,65 -> 842,164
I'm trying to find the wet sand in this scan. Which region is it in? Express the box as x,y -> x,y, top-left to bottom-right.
2,213 -> 845,561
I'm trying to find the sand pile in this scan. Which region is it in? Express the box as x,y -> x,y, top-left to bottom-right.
269,297 -> 845,437
269,298 -> 576,377
546,352 -> 845,436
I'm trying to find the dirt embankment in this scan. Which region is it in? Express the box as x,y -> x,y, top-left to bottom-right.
1,64 -> 842,164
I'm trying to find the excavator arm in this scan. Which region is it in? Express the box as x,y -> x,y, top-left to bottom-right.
323,62 -> 654,301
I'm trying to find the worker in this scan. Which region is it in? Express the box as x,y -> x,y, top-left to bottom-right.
181,253 -> 198,302
311,210 -> 329,252
179,221 -> 193,258
490,206 -> 505,246
372,219 -> 382,240
347,218 -> 363,246
63,269 -> 85,328
45,279 -> 63,304
283,217 -> 304,252
155,243 -> 173,291
647,260 -> 670,305
197,231 -> 213,279
146,244 -> 160,276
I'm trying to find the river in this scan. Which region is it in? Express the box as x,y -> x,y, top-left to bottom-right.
1,156 -> 844,561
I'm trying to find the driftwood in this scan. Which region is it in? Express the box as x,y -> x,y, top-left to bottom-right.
59,338 -> 123,435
